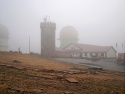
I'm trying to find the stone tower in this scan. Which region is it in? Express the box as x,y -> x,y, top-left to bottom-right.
40,19 -> 56,57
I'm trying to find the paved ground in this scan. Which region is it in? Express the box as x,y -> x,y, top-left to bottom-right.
55,58 -> 125,72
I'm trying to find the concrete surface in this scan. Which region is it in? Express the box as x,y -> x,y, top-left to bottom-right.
55,58 -> 125,72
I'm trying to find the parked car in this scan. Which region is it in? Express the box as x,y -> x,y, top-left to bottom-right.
117,53 -> 125,63
91,55 -> 100,61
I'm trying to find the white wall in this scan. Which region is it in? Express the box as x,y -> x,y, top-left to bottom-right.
87,53 -> 91,58
82,53 -> 91,58
82,53 -> 86,57
71,52 -> 80,58
64,44 -> 80,50
107,48 -> 116,58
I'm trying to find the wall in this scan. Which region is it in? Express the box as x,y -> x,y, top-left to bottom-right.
71,52 -> 80,58
64,44 -> 80,50
60,39 -> 78,49
107,48 -> 116,58
54,51 -> 71,58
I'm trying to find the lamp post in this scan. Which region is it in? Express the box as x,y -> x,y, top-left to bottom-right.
29,36 -> 30,54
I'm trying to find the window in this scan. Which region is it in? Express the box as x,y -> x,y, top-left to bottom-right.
95,53 -> 98,56
105,53 -> 107,57
101,53 -> 104,56
85,53 -> 87,56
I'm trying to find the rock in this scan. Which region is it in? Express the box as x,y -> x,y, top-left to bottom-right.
80,70 -> 88,74
57,75 -> 65,79
10,87 -> 25,92
66,78 -> 78,83
45,75 -> 55,79
32,89 -> 42,93
64,91 -> 71,94
0,82 -> 4,84
88,66 -> 103,70
40,68 -> 55,73
14,66 -> 25,70
33,69 -> 39,71
90,71 -> 99,74
8,90 -> 16,93
40,88 -> 43,90
0,64 -> 24,70
0,64 -> 7,67
28,77 -> 38,80
12,60 -> 21,63
6,65 -> 15,68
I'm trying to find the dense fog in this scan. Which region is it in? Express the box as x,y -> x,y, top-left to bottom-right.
0,0 -> 125,53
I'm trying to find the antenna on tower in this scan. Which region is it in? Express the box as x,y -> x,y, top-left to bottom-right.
44,16 -> 47,22
43,16 -> 51,22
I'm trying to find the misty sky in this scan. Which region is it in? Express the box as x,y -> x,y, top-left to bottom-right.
0,0 -> 125,53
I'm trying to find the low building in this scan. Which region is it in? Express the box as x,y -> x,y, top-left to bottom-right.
56,43 -> 117,59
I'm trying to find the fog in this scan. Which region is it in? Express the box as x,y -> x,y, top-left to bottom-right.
0,0 -> 125,53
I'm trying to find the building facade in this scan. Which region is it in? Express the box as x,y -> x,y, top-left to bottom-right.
55,43 -> 117,59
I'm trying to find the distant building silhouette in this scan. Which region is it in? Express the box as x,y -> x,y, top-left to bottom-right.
0,24 -> 9,51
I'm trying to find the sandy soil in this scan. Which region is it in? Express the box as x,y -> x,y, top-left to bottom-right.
0,52 -> 125,94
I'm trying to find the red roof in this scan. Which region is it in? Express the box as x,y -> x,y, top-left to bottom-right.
63,43 -> 116,53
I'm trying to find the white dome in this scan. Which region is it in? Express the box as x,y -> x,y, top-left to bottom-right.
60,26 -> 78,40
60,26 -> 79,49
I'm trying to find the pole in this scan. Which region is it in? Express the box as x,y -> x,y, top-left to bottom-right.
122,43 -> 124,53
29,36 -> 30,54
116,43 -> 118,58
124,39 -> 125,53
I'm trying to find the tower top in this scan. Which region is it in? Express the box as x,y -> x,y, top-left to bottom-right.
43,16 -> 50,22
43,16 -> 47,22
40,22 -> 56,29
40,16 -> 56,29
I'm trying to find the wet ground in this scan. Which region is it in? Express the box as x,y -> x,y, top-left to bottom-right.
0,52 -> 125,94
55,58 -> 125,72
